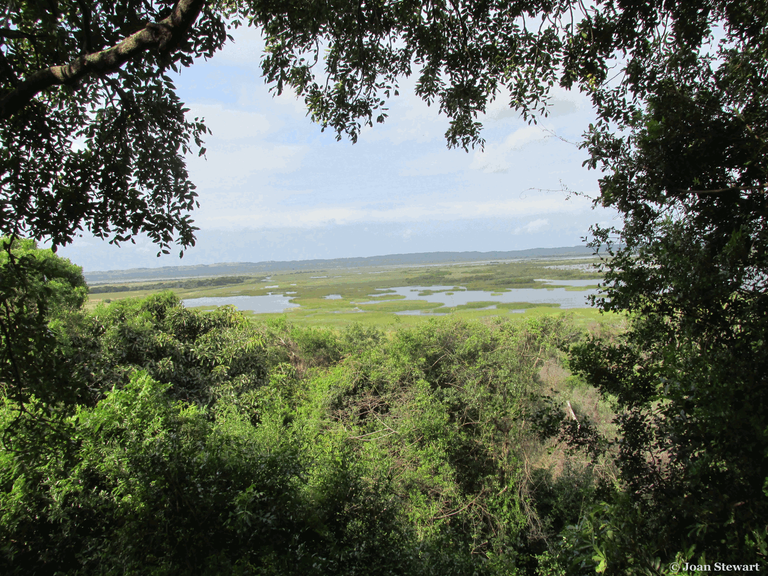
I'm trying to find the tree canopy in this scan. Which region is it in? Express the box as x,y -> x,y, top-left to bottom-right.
3,1 -> 764,251
0,237 -> 88,407
0,0 -> 226,253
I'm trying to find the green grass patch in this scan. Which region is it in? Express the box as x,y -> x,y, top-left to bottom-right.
495,302 -> 561,310
449,301 -> 499,311
362,294 -> 406,301
358,300 -> 444,313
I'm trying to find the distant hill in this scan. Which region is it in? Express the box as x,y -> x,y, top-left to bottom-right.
84,246 -> 595,284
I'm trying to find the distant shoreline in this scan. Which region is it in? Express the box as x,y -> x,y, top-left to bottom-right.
84,246 -> 596,284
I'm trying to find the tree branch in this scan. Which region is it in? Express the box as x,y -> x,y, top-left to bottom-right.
0,28 -> 36,41
0,51 -> 19,87
77,0 -> 96,54
0,0 -> 206,120
681,185 -> 768,195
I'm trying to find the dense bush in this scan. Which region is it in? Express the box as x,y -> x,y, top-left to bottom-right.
0,295 -> 421,575
279,316 -> 596,575
1,246 -> 611,574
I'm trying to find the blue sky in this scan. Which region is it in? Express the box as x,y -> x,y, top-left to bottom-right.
58,26 -> 619,271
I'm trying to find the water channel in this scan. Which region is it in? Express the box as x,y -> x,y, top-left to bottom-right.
182,278 -> 600,314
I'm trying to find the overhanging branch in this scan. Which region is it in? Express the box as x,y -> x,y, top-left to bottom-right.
0,0 -> 206,120
679,185 -> 768,195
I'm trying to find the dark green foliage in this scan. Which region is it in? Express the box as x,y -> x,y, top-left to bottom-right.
0,1 -> 227,251
529,463 -> 600,544
0,237 -> 89,407
88,292 -> 268,407
561,1 -> 768,571
402,269 -> 452,286
290,325 -> 345,368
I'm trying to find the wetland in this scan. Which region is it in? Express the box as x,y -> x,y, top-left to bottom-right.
87,255 -> 607,327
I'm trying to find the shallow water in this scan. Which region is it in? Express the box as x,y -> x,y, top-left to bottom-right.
183,293 -> 299,313
535,278 -> 601,288
372,282 -> 599,311
183,279 -> 600,314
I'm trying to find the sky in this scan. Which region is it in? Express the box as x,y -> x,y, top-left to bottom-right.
57,26 -> 619,272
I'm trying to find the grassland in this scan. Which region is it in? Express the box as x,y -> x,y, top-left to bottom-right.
87,256 -> 615,329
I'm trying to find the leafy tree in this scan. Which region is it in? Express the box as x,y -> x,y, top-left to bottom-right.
566,61 -> 768,576
0,0 -> 226,252
557,2 -> 768,571
86,292 -> 269,407
0,237 -> 88,407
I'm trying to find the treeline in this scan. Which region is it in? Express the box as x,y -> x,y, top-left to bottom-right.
88,275 -> 255,293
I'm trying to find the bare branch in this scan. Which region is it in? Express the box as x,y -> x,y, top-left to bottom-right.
0,0 -> 206,120
566,400 -> 580,430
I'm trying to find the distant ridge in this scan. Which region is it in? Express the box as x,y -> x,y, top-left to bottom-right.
84,246 -> 594,284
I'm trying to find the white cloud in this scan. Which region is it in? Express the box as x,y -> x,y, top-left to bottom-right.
399,150 -> 471,176
211,25 -> 266,69
483,87 -> 519,121
188,104 -> 271,140
547,96 -> 580,118
481,85 -> 587,123
470,125 -> 551,173
504,125 -> 551,149
514,218 -> 550,234
194,192 -> 592,230
188,144 -> 307,190
545,85 -> 586,118
359,77 -> 448,145
236,82 -> 309,117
